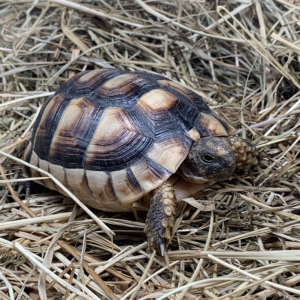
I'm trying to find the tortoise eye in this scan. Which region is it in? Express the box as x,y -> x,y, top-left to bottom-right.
202,154 -> 215,163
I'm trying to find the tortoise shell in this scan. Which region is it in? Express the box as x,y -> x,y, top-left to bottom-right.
23,69 -> 236,211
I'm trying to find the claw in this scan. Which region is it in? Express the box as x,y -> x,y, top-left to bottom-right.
160,244 -> 165,257
17,185 -> 24,195
145,181 -> 177,258
13,178 -> 32,197
25,187 -> 30,199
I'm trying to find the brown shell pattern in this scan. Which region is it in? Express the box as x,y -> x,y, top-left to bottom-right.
24,69 -> 235,212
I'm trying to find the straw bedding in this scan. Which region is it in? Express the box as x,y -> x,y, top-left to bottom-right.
1,0 -> 300,299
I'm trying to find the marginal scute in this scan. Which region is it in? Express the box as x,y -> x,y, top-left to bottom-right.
33,93 -> 68,159
63,168 -> 95,200
102,73 -> 137,89
158,79 -> 211,112
49,163 -> 68,195
158,80 -> 191,95
38,158 -> 55,189
29,151 -> 42,179
130,158 -> 171,192
85,170 -> 117,204
196,112 -> 228,137
78,69 -> 105,83
110,168 -> 143,203
185,127 -> 201,141
88,201 -> 133,212
146,136 -> 191,173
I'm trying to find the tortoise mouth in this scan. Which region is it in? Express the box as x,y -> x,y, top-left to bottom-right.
207,161 -> 236,181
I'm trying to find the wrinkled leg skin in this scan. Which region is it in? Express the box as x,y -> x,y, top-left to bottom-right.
144,181 -> 177,257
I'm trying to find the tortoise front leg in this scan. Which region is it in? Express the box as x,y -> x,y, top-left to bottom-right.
144,181 -> 177,257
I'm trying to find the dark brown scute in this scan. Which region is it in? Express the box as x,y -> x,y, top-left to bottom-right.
83,107 -> 154,172
38,159 -> 56,190
33,94 -> 71,162
48,97 -> 105,168
54,71 -> 91,95
135,90 -> 197,140
158,80 -> 211,113
92,73 -> 161,108
68,68 -> 126,98
28,93 -> 60,161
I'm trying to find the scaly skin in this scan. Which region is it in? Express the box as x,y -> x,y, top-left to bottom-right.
228,136 -> 260,172
144,181 -> 177,257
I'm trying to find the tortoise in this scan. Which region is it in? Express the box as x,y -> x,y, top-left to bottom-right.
22,68 -> 259,257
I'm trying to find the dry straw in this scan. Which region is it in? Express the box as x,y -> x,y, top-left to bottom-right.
1,0 -> 300,299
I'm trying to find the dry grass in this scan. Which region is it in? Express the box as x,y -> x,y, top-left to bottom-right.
1,0 -> 300,299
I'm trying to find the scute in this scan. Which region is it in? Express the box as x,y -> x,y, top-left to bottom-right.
33,93 -> 69,162
196,112 -> 236,137
159,79 -> 236,137
24,68 -> 234,212
110,168 -> 143,202
48,97 -> 99,167
139,89 -> 177,111
146,135 -> 191,173
84,106 -> 154,171
130,157 -> 172,192
69,69 -> 125,97
158,79 -> 211,113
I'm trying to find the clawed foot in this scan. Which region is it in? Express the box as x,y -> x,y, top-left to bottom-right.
12,179 -> 32,198
13,175 -> 52,198
144,181 -> 177,260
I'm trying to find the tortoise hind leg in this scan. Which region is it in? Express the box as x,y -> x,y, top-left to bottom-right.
13,176 -> 52,198
144,181 -> 177,257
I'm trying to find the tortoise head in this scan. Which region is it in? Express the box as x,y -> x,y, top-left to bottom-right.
179,137 -> 236,183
